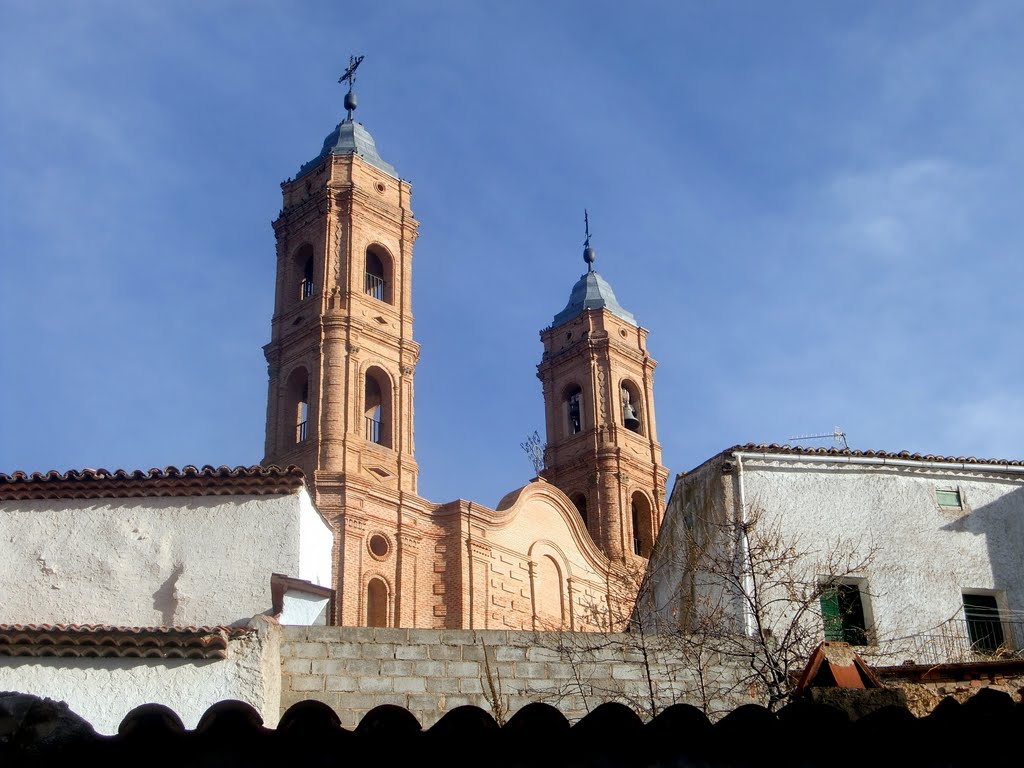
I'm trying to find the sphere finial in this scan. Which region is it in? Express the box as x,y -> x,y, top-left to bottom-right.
583,209 -> 596,272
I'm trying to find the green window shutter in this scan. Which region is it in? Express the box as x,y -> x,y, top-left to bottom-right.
820,589 -> 842,641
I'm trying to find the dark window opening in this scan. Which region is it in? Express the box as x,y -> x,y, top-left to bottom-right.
820,583 -> 868,645
964,594 -> 1004,654
632,502 -> 642,556
631,492 -> 654,557
571,493 -> 588,527
365,251 -> 387,302
301,256 -> 314,299
567,387 -> 582,435
296,382 -> 309,443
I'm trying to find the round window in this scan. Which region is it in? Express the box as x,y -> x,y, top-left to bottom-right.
368,534 -> 390,558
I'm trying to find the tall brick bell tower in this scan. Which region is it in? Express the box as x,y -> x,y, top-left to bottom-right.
263,61 -> 426,625
537,226 -> 669,563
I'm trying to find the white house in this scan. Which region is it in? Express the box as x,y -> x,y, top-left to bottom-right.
643,444 -> 1024,667
0,464 -> 334,733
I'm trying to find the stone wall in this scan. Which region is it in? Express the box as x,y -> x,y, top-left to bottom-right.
878,663 -> 1024,717
280,625 -> 753,727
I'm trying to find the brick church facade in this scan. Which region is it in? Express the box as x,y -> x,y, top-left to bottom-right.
261,84 -> 668,630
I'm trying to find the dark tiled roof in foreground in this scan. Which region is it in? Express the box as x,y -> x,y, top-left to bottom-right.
0,624 -> 252,660
2,692 -> 1020,767
729,443 -> 1024,467
0,464 -> 306,501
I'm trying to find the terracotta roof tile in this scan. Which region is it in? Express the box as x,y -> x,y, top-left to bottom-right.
729,443 -> 1024,467
0,464 -> 306,501
0,623 -> 253,659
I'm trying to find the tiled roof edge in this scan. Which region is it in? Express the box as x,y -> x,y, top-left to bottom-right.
727,443 -> 1024,468
0,464 -> 307,501
0,624 -> 253,660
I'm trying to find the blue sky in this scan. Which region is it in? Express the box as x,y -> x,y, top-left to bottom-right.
2,1 -> 1023,506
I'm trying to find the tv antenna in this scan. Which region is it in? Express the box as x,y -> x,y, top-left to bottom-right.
789,426 -> 849,450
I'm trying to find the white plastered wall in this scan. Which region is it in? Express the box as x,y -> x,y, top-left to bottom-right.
0,489 -> 333,627
738,459 -> 1024,651
297,487 -> 333,588
0,618 -> 283,735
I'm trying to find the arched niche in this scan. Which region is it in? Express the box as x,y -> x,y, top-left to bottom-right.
366,577 -> 390,627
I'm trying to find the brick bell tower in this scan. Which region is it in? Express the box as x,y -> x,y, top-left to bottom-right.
263,61 -> 423,625
537,223 -> 669,562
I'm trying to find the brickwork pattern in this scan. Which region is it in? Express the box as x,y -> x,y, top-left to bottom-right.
279,626 -> 752,728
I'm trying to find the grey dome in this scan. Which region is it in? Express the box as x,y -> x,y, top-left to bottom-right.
551,271 -> 637,328
297,119 -> 396,179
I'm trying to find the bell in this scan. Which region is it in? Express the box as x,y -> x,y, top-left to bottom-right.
623,402 -> 641,432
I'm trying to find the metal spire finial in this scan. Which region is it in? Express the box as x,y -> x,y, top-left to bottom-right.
583,209 -> 596,271
339,54 -> 365,122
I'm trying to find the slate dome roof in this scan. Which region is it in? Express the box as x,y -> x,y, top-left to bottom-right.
551,270 -> 637,328
297,118 -> 397,179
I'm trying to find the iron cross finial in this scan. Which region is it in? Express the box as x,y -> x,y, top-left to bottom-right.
339,55 -> 365,121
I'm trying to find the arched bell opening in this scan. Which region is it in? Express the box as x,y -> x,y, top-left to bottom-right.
564,383 -> 583,437
284,367 -> 310,446
620,380 -> 644,434
364,245 -> 394,304
293,243 -> 315,301
631,491 -> 655,558
363,366 -> 393,448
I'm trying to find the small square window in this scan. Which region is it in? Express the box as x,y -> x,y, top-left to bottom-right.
936,488 -> 962,509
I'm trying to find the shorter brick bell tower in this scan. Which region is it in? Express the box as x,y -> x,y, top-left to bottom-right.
537,228 -> 668,562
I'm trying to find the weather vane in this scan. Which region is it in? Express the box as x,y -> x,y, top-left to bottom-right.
339,54 -> 365,121
583,209 -> 596,271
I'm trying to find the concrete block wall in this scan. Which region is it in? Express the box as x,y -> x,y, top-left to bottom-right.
280,626 -> 752,727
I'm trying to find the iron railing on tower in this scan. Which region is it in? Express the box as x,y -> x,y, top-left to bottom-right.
365,273 -> 385,302
365,416 -> 381,444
